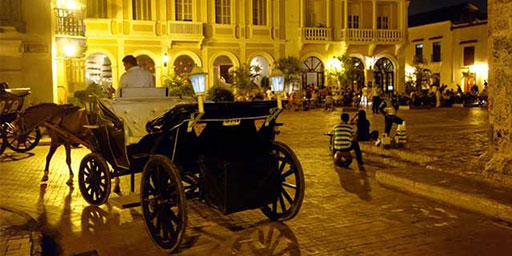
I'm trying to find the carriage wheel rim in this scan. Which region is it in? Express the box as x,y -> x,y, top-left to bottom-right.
141,157 -> 186,251
262,142 -> 304,221
79,153 -> 111,205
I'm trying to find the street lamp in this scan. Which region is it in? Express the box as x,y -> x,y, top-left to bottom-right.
163,53 -> 169,67
271,68 -> 285,109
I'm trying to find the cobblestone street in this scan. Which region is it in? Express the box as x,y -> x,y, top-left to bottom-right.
1,108 -> 512,256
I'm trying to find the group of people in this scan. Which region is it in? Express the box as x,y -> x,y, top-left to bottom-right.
330,93 -> 405,167
402,82 -> 488,108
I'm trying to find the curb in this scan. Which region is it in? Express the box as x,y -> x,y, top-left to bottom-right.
360,143 -> 437,165
375,171 -> 512,223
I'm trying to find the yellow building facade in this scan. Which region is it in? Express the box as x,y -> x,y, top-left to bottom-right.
0,0 -> 409,104
405,3 -> 488,92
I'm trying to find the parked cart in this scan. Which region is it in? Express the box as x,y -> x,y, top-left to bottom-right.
78,99 -> 305,253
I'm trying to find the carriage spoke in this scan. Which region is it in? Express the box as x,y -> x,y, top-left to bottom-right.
278,194 -> 287,212
281,188 -> 293,204
281,168 -> 295,178
282,182 -> 297,189
278,160 -> 287,172
271,200 -> 277,213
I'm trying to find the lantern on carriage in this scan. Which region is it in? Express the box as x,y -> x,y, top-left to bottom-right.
190,66 -> 207,113
270,68 -> 285,109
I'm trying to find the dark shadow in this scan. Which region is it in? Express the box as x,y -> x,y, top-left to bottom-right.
80,205 -> 120,237
335,166 -> 372,201
231,221 -> 301,256
37,183 -> 63,255
0,151 -> 34,162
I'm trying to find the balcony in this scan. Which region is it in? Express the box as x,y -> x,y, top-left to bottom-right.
168,21 -> 203,36
376,29 -> 403,43
302,27 -> 332,41
346,29 -> 374,42
55,8 -> 85,37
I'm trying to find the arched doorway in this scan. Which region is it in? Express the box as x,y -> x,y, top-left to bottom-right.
173,55 -> 196,77
349,57 -> 365,91
85,53 -> 112,90
250,56 -> 270,87
374,58 -> 395,93
213,56 -> 234,85
302,56 -> 324,88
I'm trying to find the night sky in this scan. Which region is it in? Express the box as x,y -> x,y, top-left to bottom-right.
409,0 -> 487,15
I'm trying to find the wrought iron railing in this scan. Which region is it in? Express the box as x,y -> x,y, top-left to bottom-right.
55,8 -> 85,37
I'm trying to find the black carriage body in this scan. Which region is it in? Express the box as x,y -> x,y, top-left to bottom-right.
142,101 -> 283,214
0,90 -> 26,123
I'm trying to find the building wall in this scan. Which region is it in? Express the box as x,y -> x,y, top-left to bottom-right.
406,21 -> 488,92
1,0 -> 408,103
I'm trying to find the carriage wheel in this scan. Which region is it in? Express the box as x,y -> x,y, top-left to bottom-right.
261,141 -> 305,221
0,126 -> 6,155
5,125 -> 41,153
141,155 -> 187,253
79,153 -> 111,206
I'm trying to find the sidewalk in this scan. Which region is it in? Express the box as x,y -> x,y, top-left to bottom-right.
0,207 -> 41,256
374,167 -> 512,224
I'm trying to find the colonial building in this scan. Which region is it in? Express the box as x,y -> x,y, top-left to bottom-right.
0,0 -> 408,104
406,3 -> 488,92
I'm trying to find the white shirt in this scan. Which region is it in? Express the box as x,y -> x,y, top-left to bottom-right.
119,66 -> 154,88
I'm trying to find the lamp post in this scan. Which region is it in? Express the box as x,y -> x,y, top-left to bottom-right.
190,66 -> 207,113
270,68 -> 285,109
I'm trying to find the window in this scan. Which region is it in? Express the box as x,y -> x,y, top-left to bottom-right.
215,0 -> 231,24
432,42 -> 441,62
415,44 -> 423,62
175,0 -> 192,21
464,46 -> 475,66
348,15 -> 359,29
252,0 -> 267,25
132,0 -> 152,20
86,0 -> 108,18
377,16 -> 389,29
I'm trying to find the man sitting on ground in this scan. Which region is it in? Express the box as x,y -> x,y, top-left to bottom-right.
331,113 -> 364,166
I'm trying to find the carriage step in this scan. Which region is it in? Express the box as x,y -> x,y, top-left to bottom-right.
110,193 -> 141,209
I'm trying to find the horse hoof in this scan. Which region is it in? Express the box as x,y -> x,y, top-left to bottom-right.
113,186 -> 121,195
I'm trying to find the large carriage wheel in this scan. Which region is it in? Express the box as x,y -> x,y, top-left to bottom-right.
261,141 -> 305,221
5,125 -> 41,153
79,153 -> 112,205
141,155 -> 187,253
0,126 -> 6,155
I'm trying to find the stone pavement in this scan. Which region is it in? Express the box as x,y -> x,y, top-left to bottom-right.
0,207 -> 40,256
1,108 -> 512,255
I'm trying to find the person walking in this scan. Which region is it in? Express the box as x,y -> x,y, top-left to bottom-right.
330,113 -> 364,166
372,86 -> 381,113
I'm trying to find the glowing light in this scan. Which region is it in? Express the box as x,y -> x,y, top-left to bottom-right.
163,53 -> 169,67
365,56 -> 376,70
326,58 -> 342,73
63,44 -> 77,57
58,0 -> 81,10
405,65 -> 415,75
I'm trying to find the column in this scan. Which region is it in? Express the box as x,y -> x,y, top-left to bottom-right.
326,0 -> 331,27
344,0 -> 348,38
372,0 -> 376,30
300,0 -> 305,27
487,0 -> 512,177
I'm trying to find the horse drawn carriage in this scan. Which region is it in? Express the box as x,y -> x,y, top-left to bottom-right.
0,86 -> 41,155
78,98 -> 305,252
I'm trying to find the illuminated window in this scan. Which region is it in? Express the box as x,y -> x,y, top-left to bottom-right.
215,0 -> 231,24
252,0 -> 267,25
348,15 -> 359,29
175,0 -> 192,21
132,0 -> 152,20
87,0 -> 108,18
464,46 -> 475,66
377,16 -> 389,29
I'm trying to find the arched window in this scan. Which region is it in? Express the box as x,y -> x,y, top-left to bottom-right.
173,55 -> 196,77
302,56 -> 324,88
349,57 -> 365,90
213,56 -> 234,84
374,57 -> 395,93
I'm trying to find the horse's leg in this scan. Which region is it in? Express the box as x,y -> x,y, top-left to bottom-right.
113,177 -> 121,195
64,143 -> 74,186
42,141 -> 59,182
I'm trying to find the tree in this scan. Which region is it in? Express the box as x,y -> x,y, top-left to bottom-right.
163,74 -> 195,98
276,56 -> 304,91
327,54 -> 361,93
412,57 -> 430,92
229,64 -> 261,96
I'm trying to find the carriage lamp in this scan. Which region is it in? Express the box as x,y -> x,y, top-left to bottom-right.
190,66 -> 207,113
270,68 -> 285,109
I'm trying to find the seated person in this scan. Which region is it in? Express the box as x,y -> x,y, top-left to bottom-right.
330,113 -> 363,166
350,110 -> 371,141
117,55 -> 154,97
